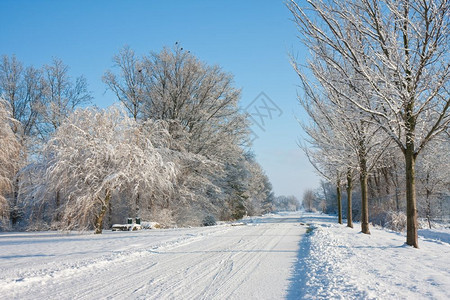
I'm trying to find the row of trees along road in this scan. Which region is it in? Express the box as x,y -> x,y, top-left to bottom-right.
289,0 -> 449,248
0,46 -> 275,233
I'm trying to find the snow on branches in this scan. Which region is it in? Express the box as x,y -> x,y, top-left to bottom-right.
289,0 -> 449,247
41,106 -> 177,233
0,98 -> 20,222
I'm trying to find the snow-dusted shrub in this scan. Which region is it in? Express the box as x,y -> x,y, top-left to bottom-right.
384,211 -> 407,232
171,204 -> 204,227
150,208 -> 176,228
202,215 -> 217,226
140,221 -> 161,229
25,220 -> 52,232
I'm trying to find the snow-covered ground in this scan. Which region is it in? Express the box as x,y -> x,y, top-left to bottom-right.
289,213 -> 450,300
0,212 -> 449,299
0,213 -> 306,299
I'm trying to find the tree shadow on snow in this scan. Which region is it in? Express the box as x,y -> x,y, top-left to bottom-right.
285,229 -> 312,299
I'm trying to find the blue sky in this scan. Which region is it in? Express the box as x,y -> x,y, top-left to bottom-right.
0,0 -> 320,199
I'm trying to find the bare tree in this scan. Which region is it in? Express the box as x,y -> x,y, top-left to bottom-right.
298,75 -> 389,231
39,58 -> 92,139
104,45 -> 249,160
289,0 -> 449,248
0,56 -> 47,149
103,46 -> 144,120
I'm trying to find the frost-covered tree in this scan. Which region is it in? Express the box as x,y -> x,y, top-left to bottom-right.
298,85 -> 357,226
274,195 -> 300,212
297,84 -> 344,223
1,56 -> 92,226
244,153 -> 275,215
289,0 -> 449,248
1,56 -> 44,225
302,189 -> 316,212
297,63 -> 391,233
0,99 -> 20,227
39,106 -> 177,233
216,151 -> 274,220
104,46 -> 255,222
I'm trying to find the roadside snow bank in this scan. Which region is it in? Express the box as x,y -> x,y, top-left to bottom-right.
297,213 -> 450,299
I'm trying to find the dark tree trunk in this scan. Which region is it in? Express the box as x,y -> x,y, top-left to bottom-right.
358,138 -> 370,234
336,178 -> 342,224
405,144 -> 418,247
346,170 -> 353,228
402,5 -> 419,248
360,157 -> 370,234
94,190 -> 112,234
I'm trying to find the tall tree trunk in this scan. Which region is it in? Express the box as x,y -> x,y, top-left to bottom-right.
346,170 -> 353,228
94,190 -> 112,234
360,172 -> 370,234
336,177 -> 342,224
405,144 -> 418,247
359,155 -> 370,234
402,2 -> 419,248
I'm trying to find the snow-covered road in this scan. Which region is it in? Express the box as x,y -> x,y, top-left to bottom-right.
0,213 -> 306,299
2,212 -> 449,299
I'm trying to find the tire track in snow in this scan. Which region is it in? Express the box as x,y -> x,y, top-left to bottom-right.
1,226 -> 232,300
203,221 -> 299,299
144,218 -> 300,299
140,224 -> 273,299
51,226 -> 235,300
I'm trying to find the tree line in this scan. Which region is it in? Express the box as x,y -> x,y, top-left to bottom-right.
290,0 -> 449,248
0,46 -> 277,233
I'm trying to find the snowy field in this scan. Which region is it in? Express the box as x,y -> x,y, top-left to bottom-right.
0,212 -> 449,299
